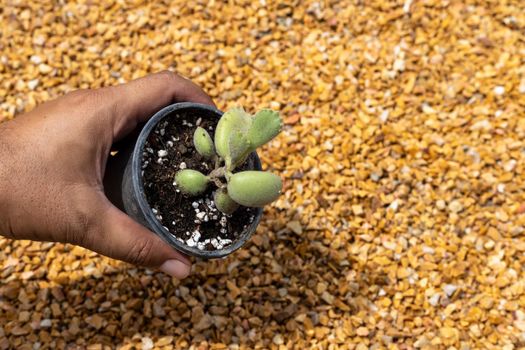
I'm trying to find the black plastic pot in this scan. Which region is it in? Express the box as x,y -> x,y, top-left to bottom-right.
104,102 -> 263,259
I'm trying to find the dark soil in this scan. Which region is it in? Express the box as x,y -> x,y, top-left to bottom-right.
141,111 -> 256,251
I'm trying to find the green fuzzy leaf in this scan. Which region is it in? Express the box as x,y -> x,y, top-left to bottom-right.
213,188 -> 239,215
246,109 -> 282,148
175,169 -> 209,196
214,107 -> 252,160
226,130 -> 251,169
193,127 -> 215,159
227,171 -> 282,207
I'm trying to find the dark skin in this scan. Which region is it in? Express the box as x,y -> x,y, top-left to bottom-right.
0,71 -> 216,279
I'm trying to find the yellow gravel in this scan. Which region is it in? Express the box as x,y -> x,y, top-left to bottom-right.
1,0 -> 525,349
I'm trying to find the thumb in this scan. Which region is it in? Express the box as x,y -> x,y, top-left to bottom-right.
89,203 -> 191,279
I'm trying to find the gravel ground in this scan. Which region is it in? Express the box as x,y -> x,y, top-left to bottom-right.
1,0 -> 525,349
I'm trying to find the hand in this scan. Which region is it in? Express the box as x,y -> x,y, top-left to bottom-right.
0,71 -> 215,279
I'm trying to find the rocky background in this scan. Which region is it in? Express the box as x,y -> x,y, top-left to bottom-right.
1,0 -> 525,349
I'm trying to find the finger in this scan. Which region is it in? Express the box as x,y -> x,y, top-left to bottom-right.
88,202 -> 191,279
106,71 -> 216,140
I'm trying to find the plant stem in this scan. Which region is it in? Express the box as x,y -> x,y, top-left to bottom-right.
210,177 -> 225,188
208,166 -> 226,180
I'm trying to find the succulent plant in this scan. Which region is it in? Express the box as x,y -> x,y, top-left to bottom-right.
174,107 -> 283,214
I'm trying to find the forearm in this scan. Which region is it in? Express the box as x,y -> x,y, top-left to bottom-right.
0,123 -> 14,237
0,133 -> 8,235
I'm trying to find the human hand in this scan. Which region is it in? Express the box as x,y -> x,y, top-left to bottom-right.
0,71 -> 215,279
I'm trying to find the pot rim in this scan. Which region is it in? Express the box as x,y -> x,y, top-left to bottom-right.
131,102 -> 263,259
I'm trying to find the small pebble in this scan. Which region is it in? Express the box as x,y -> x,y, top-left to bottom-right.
27,79 -> 39,90
429,294 -> 440,306
448,200 -> 463,213
40,319 -> 52,328
443,284 -> 458,297
493,85 -> 505,95
192,231 -> 201,241
422,246 -> 435,254
504,159 -> 516,172
141,337 -> 154,350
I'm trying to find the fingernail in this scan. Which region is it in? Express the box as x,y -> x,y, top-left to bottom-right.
159,259 -> 191,279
